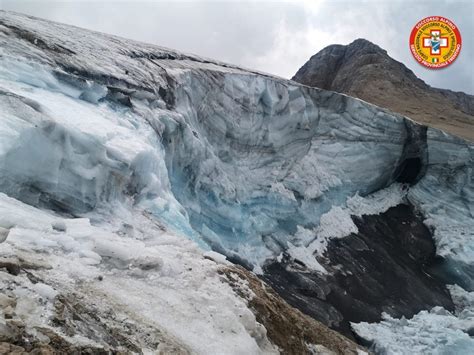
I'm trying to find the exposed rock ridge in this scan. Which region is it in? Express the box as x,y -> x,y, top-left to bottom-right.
293,39 -> 474,140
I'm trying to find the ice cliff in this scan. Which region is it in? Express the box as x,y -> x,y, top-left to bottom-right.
0,11 -> 473,354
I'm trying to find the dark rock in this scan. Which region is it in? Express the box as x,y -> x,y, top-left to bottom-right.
263,204 -> 454,338
0,260 -> 21,276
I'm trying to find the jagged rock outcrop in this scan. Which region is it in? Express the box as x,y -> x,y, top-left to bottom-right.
293,39 -> 474,140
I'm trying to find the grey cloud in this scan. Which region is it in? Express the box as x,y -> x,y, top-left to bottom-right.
2,1 -> 306,62
1,0 -> 472,93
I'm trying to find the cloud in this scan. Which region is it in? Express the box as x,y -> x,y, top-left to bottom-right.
272,0 -> 474,93
1,0 -> 472,93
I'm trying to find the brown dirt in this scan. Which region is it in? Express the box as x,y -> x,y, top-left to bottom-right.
221,265 -> 367,355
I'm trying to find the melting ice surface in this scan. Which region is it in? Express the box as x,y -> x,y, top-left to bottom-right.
0,48 -> 409,272
2,51 -> 472,276
0,11 -> 473,353
0,57 -> 203,244
352,285 -> 474,354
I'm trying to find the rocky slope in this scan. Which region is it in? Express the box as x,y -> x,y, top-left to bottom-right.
0,11 -> 473,354
292,39 -> 474,141
263,203 -> 454,337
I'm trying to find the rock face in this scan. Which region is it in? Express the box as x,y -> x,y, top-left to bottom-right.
263,204 -> 454,338
0,257 -> 190,354
292,39 -> 474,141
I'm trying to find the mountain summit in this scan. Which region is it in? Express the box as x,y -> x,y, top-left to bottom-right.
292,39 -> 474,140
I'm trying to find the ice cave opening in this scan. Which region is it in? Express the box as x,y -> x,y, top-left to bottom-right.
395,157 -> 422,184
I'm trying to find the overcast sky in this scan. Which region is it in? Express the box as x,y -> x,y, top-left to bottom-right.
2,0 -> 473,94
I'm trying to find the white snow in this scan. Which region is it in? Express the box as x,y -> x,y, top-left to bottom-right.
284,184 -> 408,273
317,206 -> 359,240
347,183 -> 408,217
352,286 -> 474,354
352,163 -> 473,355
0,193 -> 277,354
286,241 -> 328,274
32,282 -> 58,300
270,182 -> 296,201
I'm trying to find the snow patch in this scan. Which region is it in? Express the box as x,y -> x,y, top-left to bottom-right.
284,184 -> 407,273
352,286 -> 474,354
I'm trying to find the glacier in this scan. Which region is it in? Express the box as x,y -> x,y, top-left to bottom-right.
0,11 -> 473,354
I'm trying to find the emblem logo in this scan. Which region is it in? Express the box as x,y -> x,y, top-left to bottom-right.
409,16 -> 462,69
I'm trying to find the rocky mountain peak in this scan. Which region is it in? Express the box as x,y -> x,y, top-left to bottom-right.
293,39 -> 474,140
345,38 -> 387,55
294,39 -> 420,92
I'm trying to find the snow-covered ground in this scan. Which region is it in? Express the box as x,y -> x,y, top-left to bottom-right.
0,11 -> 473,354
352,285 -> 474,354
0,23 -> 280,349
0,193 -> 277,354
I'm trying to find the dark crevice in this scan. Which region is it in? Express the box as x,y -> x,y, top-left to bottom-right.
395,157 -> 422,184
391,119 -> 428,185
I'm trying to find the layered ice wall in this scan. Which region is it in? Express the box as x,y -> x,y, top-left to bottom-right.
408,132 -> 474,290
0,11 -> 472,280
163,70 -> 414,267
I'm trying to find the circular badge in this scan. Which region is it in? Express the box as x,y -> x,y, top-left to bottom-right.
409,16 -> 462,69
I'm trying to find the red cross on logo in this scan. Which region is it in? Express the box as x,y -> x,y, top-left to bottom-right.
422,29 -> 449,56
